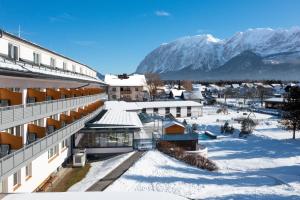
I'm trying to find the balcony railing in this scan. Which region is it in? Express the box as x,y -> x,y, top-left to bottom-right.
0,93 -> 106,131
0,107 -> 102,180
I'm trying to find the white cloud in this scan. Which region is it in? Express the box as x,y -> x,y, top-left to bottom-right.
155,10 -> 171,17
49,13 -> 74,23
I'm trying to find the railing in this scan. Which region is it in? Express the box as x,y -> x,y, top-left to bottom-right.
0,93 -> 106,131
0,107 -> 102,180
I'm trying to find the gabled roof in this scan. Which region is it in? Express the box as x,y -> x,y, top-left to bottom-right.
105,74 -> 147,87
163,121 -> 185,129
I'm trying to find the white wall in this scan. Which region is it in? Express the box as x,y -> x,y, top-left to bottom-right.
1,34 -> 98,78
6,139 -> 71,193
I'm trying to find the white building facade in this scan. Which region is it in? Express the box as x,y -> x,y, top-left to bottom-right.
0,29 -> 106,192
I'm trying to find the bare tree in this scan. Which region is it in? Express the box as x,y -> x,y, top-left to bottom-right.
256,86 -> 272,107
224,88 -> 235,104
182,80 -> 193,91
145,73 -> 163,100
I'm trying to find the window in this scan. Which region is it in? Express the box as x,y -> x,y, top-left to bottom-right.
25,163 -> 32,178
48,145 -> 59,160
63,62 -> 67,70
50,58 -> 56,68
153,108 -> 158,114
187,106 -> 192,117
8,43 -> 19,61
112,87 -> 116,92
61,139 -> 67,149
112,95 -> 117,100
15,125 -> 21,137
142,108 -> 146,113
13,170 -> 21,187
72,65 -> 76,72
176,107 -> 181,117
33,52 -> 41,65
135,87 -> 139,91
165,107 -> 170,115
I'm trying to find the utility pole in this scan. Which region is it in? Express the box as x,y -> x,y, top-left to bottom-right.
18,25 -> 21,37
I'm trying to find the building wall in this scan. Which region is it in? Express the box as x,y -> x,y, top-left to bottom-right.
142,105 -> 202,118
0,36 -> 97,78
108,86 -> 144,101
5,139 -> 71,193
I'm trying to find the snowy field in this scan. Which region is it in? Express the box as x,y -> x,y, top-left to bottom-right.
106,106 -> 300,200
68,151 -> 134,191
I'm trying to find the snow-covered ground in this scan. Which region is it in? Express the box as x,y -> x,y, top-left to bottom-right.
107,106 -> 300,199
68,151 -> 134,191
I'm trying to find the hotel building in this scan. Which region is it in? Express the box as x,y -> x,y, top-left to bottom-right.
0,29 -> 106,192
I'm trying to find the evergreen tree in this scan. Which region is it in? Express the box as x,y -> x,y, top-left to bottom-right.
281,86 -> 300,139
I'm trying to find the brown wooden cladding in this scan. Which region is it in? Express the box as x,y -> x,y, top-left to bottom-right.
28,124 -> 46,138
165,124 -> 185,134
59,88 -> 72,98
60,114 -> 73,124
27,88 -> 46,102
46,118 -> 61,129
70,111 -> 81,120
0,132 -> 23,149
0,88 -> 22,105
46,88 -> 61,100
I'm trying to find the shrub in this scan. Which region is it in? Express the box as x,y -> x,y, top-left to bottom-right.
157,141 -> 218,171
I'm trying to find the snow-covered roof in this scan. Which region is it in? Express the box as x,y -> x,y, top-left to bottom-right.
163,121 -> 185,129
231,84 -> 240,88
93,110 -> 143,128
105,100 -> 202,111
264,97 -> 285,103
105,74 -> 147,87
170,89 -> 185,97
0,57 -> 104,84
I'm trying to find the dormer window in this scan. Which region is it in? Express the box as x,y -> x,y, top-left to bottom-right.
50,58 -> 56,68
33,52 -> 41,65
8,43 -> 19,61
63,62 -> 67,70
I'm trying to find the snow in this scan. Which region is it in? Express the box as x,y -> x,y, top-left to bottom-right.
136,27 -> 300,74
107,106 -> 300,199
68,152 -> 135,192
104,74 -> 147,87
3,192 -> 188,200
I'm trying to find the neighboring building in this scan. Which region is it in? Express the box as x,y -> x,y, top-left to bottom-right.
182,84 -> 204,103
264,97 -> 285,109
105,74 -> 149,101
0,29 -> 106,192
105,100 -> 203,118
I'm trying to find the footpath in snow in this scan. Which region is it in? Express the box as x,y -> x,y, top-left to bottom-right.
106,107 -> 300,200
68,151 -> 134,192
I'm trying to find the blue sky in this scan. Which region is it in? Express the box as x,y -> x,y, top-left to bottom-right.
0,0 -> 299,74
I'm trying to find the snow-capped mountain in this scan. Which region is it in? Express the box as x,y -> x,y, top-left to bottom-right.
136,27 -> 300,80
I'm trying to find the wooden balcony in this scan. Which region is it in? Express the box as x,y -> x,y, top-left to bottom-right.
46,118 -> 61,130
0,88 -> 22,106
60,114 -> 73,124
0,132 -> 23,149
70,89 -> 83,97
46,88 -> 61,100
78,108 -> 88,116
70,111 -> 81,120
28,124 -> 46,138
59,88 -> 72,98
27,88 -> 46,103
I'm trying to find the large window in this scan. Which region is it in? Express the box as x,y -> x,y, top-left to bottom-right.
8,43 -> 19,61
153,108 -> 158,114
75,131 -> 133,148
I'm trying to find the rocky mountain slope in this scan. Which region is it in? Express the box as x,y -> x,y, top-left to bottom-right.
136,27 -> 300,80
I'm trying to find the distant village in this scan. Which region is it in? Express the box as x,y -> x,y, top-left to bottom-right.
104,73 -> 295,111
